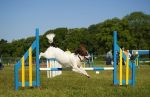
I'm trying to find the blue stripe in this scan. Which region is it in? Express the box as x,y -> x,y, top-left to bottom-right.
14,63 -> 19,90
113,31 -> 118,85
93,67 -> 104,71
115,80 -> 133,85
50,68 -> 63,71
36,28 -> 40,87
138,50 -> 149,55
19,81 -> 37,87
31,40 -> 36,50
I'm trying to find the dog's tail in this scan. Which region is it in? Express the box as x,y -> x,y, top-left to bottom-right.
46,33 -> 55,44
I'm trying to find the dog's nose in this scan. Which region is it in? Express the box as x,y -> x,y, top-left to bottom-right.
85,55 -> 91,60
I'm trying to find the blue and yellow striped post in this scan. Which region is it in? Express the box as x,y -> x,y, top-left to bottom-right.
14,28 -> 40,90
36,28 -> 40,87
113,31 -> 118,85
132,62 -> 135,86
21,56 -> 25,87
126,56 -> 129,85
29,47 -> 32,87
113,31 -> 136,86
136,57 -> 138,66
119,49 -> 122,85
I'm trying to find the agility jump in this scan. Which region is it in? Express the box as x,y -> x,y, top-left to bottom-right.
14,29 -> 136,90
14,29 -> 40,90
113,31 -> 135,86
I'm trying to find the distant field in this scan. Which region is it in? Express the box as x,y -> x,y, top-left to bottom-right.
0,63 -> 150,97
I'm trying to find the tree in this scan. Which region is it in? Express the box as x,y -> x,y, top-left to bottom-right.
123,12 -> 150,49
0,11 -> 150,57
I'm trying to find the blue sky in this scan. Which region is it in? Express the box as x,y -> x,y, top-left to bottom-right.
0,0 -> 150,42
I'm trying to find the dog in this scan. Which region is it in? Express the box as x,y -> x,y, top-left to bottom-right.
39,33 -> 91,78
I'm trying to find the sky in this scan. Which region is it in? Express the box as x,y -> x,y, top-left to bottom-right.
0,0 -> 150,42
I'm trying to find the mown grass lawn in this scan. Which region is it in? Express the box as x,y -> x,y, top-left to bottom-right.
0,64 -> 150,97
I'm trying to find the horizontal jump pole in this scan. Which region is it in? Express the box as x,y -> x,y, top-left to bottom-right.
84,67 -> 114,71
40,67 -> 114,71
131,50 -> 150,55
40,68 -> 63,71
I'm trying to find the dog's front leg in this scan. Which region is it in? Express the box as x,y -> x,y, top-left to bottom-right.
72,65 -> 90,78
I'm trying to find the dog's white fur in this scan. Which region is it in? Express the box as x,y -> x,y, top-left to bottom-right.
39,33 -> 90,78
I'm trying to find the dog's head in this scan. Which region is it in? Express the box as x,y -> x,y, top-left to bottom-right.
75,45 -> 91,60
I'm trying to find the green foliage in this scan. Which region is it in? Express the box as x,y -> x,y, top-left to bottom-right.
0,11 -> 150,57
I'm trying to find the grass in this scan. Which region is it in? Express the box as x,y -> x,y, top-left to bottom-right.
0,63 -> 150,97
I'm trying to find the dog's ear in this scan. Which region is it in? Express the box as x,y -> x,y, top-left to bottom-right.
75,45 -> 89,56
75,48 -> 87,56
75,48 -> 81,55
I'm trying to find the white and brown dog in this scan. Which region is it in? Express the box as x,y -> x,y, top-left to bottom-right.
39,33 -> 91,78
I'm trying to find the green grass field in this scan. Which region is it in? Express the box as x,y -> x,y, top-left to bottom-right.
0,64 -> 150,97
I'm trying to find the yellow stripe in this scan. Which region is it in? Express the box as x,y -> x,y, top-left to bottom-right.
119,49 -> 122,85
22,56 -> 25,87
136,58 -> 138,66
29,47 -> 32,87
126,56 -> 129,85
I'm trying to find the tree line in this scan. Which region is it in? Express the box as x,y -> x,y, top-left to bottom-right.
0,12 -> 150,57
